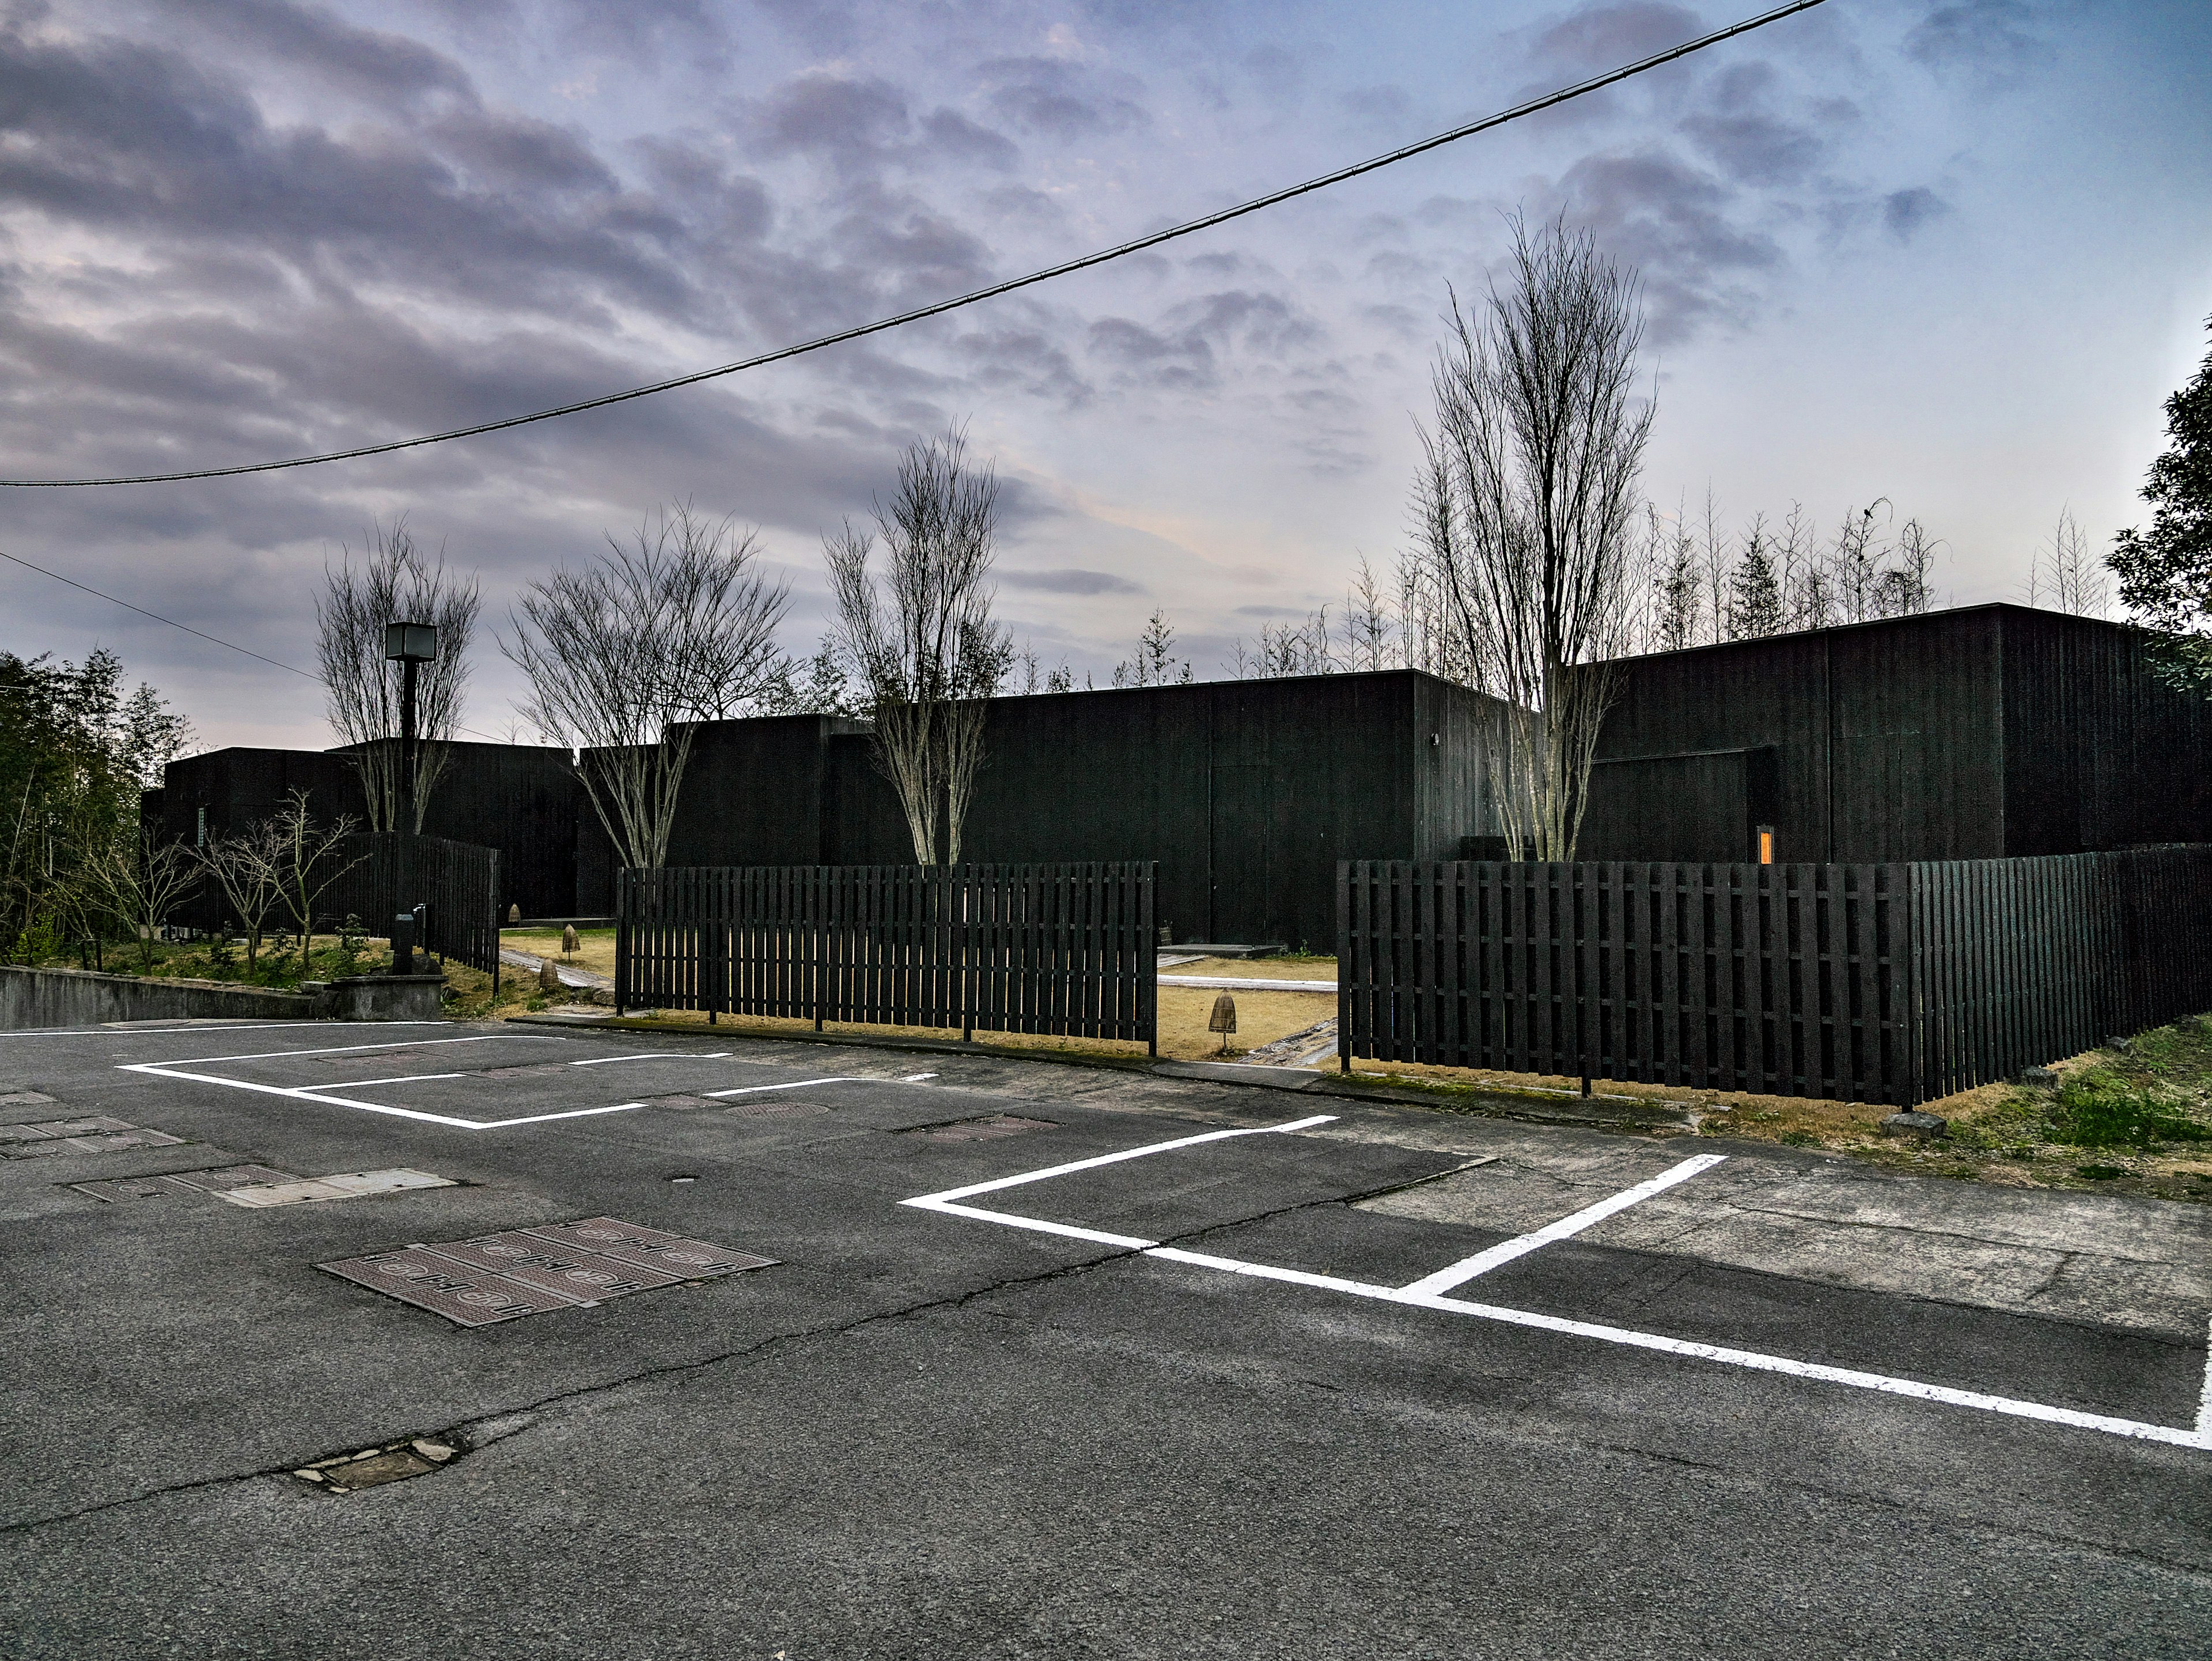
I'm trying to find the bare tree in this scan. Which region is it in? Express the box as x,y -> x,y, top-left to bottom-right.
828,430 -> 1012,865
1876,517 -> 1939,618
1411,215 -> 1654,861
316,519 -> 480,832
2027,505 -> 2109,616
504,504 -> 789,871
1342,557 -> 1394,671
78,826 -> 199,970
196,822 -> 284,973
268,789 -> 364,979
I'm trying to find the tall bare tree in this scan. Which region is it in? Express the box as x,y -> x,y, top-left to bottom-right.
78,825 -> 199,970
503,504 -> 789,871
268,789 -> 363,979
1410,215 -> 1654,861
316,519 -> 480,831
2026,506 -> 2109,617
828,429 -> 1011,866
195,820 -> 285,973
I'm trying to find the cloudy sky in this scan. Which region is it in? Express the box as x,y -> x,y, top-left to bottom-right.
2,0 -> 2209,750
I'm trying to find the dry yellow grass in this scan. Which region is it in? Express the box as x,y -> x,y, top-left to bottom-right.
1162,955 -> 1336,982
503,926 -> 616,978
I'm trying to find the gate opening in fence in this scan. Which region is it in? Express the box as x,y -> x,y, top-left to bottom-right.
618,862 -> 1158,1051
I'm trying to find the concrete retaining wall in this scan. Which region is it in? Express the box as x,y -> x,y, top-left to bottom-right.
0,966 -> 447,1029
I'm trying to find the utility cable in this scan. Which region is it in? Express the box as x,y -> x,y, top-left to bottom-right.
0,0 -> 1827,489
0,543 -> 511,744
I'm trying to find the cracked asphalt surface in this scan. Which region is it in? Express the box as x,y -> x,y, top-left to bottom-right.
3,1017 -> 2209,1659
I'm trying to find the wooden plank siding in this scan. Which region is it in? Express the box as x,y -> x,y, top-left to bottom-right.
1340,849 -> 2210,1106
617,863 -> 1157,1049
315,832 -> 503,979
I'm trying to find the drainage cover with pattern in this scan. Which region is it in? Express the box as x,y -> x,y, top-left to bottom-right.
0,1117 -> 186,1158
320,1217 -> 777,1326
73,1164 -> 296,1202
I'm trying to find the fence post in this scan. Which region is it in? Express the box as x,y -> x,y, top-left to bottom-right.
613,870 -> 630,1017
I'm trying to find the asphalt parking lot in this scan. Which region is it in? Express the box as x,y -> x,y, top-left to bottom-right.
4,1017 -> 2209,1659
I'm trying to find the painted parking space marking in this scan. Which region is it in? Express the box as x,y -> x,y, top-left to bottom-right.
116,1033 -> 914,1131
1397,1152 -> 1728,1296
902,1116 -> 2212,1451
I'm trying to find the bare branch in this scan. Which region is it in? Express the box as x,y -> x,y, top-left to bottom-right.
501,503 -> 789,870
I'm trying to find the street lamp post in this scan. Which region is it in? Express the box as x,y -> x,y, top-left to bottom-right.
384,622 -> 438,968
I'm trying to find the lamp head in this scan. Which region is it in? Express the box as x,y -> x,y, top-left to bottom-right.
384,620 -> 438,663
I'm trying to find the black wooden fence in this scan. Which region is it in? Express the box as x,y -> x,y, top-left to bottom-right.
171,830 -> 502,978
321,833 -> 502,978
618,862 -> 1157,1049
1340,847 -> 2212,1106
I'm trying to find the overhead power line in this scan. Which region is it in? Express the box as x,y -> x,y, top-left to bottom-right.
0,544 -> 316,678
0,543 -> 511,744
2,0 -> 1827,490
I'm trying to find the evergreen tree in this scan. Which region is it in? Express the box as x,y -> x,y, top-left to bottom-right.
1728,518 -> 1783,638
2111,316 -> 2212,694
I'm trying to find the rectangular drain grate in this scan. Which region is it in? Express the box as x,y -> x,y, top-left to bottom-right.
217,1169 -> 454,1209
904,1115 -> 1057,1142
73,1164 -> 296,1202
1,1118 -> 186,1158
320,1217 -> 776,1326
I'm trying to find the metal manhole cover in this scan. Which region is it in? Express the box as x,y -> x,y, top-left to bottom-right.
721,1098 -> 831,1117
320,1217 -> 776,1325
905,1115 -> 1057,1142
320,1247 -> 581,1326
73,1164 -> 295,1202
521,1217 -> 777,1277
1,1118 -> 185,1159
429,1229 -> 687,1297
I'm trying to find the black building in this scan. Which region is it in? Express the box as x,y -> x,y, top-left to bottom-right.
156,739 -> 595,919
154,603 -> 2208,939
657,669 -> 1512,949
1576,603 -> 2212,863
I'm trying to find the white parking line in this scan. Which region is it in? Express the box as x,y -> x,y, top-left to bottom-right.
141,1034 -> 565,1066
706,1079 -> 887,1098
1397,1153 -> 1728,1296
116,1033 -> 921,1130
900,1116 -> 2212,1452
114,1062 -> 649,1130
569,1051 -> 728,1066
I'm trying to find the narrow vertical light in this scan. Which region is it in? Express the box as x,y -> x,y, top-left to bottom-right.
1757,824 -> 1775,865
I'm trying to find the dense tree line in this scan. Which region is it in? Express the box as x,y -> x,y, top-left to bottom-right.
1,649 -> 192,961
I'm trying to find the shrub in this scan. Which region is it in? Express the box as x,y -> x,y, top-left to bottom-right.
2050,1077 -> 2210,1149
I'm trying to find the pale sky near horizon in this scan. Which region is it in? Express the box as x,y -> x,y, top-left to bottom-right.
2,0 -> 2208,752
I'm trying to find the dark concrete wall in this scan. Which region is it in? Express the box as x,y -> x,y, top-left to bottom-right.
657,671 -> 1512,949
0,965 -> 443,1028
160,741 -> 593,918
1577,604 -> 2212,863
1996,608 -> 2212,854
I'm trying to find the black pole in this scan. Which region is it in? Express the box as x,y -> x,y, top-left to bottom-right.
398,656 -> 421,834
